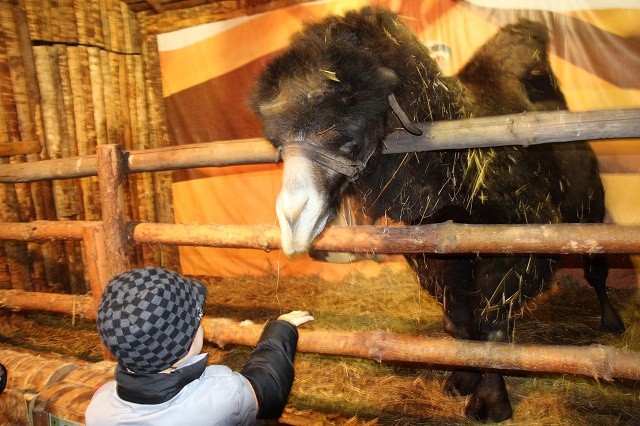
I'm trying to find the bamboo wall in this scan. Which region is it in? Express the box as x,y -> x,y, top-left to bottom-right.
0,0 -> 178,294
0,0 -> 328,295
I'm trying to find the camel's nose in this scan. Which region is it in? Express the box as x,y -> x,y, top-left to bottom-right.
275,152 -> 330,256
278,189 -> 308,229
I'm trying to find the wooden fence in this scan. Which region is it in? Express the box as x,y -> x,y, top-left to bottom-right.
1,109 -> 640,380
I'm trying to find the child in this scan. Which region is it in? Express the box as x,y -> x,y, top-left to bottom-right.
86,266 -> 313,425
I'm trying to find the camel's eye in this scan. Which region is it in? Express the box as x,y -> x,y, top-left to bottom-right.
339,139 -> 358,155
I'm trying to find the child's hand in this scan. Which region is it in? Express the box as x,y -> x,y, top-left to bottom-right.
277,310 -> 315,327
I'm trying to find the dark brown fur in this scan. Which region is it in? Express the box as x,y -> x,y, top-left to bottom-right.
251,8 -> 624,422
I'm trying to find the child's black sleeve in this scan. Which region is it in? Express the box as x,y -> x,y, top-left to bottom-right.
240,320 -> 299,419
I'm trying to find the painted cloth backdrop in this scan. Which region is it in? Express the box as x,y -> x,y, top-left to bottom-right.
157,0 -> 640,286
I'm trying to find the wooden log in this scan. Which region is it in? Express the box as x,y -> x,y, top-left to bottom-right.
385,108 -> 640,153
201,318 -> 640,381
128,222 -> 640,255
0,220 -> 88,242
101,50 -> 116,145
55,45 -> 86,217
0,245 -> 11,289
1,109 -> 640,183
49,0 -> 61,42
35,43 -> 83,292
110,0 -> 125,54
0,2 -> 39,159
0,293 -> 637,382
73,0 -> 88,45
9,4 -> 40,149
113,56 -> 130,156
34,45 -> 80,215
0,140 -> 40,156
88,46 -> 107,147
133,55 -> 148,150
77,46 -> 95,157
121,2 -> 133,54
0,154 -> 98,183
22,0 -> 50,41
82,223 -> 125,362
33,46 -> 62,159
3,218 -> 638,257
125,138 -> 280,172
0,4 -> 34,291
57,0 -> 78,44
0,348 -> 81,425
65,46 -> 85,156
0,289 -> 94,319
68,46 -> 99,223
96,144 -> 128,276
138,0 -> 308,35
77,45 -> 101,221
0,8 -> 19,142
85,0 -> 103,48
142,35 -> 167,151
7,2 -> 48,253
28,180 -> 67,292
82,224 -> 114,310
0,187 -> 32,291
0,154 -> 98,182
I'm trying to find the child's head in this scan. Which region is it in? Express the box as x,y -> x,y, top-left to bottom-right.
97,267 -> 206,374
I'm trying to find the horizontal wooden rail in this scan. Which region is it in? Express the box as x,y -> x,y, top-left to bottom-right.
2,220 -> 638,255
124,138 -> 280,172
0,289 -> 637,382
1,108 -> 638,183
0,221 -> 97,242
129,222 -> 640,254
0,289 -> 95,319
204,318 -> 640,381
386,108 -> 640,153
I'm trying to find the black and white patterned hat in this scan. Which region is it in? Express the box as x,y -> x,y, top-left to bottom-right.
97,267 -> 207,374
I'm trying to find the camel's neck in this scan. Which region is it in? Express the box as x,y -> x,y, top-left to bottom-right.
354,72 -> 466,223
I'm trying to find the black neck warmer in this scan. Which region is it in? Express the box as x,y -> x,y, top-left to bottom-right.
116,354 -> 208,404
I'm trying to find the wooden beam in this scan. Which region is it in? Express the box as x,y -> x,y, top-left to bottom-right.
202,317 -> 640,381
0,220 -> 91,241
2,220 -> 638,255
0,108 -> 638,183
0,289 -> 94,319
128,222 -> 640,254
124,137 -> 279,172
0,140 -> 40,157
96,145 -> 128,278
1,293 -> 638,382
385,108 -> 640,153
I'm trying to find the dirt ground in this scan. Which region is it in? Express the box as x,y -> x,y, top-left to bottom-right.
1,262 -> 639,425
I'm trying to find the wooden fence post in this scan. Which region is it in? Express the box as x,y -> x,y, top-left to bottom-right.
82,223 -> 116,361
96,144 -> 128,280
92,144 -> 129,361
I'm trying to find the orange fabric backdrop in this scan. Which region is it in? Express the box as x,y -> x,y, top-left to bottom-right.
158,0 -> 640,285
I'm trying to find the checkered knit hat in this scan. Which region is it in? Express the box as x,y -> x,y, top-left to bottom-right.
97,267 -> 207,374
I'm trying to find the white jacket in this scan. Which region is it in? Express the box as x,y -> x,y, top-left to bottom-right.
85,354 -> 258,426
